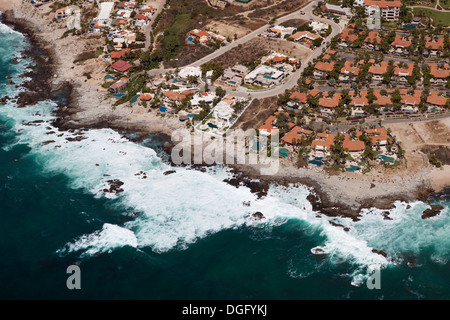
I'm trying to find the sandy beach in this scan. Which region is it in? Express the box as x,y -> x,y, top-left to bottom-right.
2,2 -> 449,220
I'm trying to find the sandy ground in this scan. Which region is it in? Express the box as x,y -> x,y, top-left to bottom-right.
0,0 -> 20,11
386,117 -> 450,191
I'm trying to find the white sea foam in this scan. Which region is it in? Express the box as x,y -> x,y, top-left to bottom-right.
57,223 -> 138,257
0,20 -> 22,36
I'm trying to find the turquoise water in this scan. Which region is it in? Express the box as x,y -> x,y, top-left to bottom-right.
345,166 -> 360,172
276,148 -> 289,158
378,155 -> 395,163
308,159 -> 324,166
1,21 -> 450,300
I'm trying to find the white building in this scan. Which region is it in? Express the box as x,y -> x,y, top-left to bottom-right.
365,0 -> 402,21
96,2 -> 115,27
178,66 -> 202,79
244,65 -> 285,87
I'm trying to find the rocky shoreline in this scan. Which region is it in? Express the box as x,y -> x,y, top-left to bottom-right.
1,6 -> 447,223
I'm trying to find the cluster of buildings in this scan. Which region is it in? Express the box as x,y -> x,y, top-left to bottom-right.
188,29 -> 227,46
90,1 -> 156,33
258,110 -> 396,170
260,23 -> 325,48
214,52 -> 300,90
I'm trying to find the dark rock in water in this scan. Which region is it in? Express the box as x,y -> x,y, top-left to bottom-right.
41,140 -> 55,146
251,212 -> 265,220
163,170 -> 176,176
242,201 -> 251,207
372,249 -> 388,258
421,205 -> 444,219
381,211 -> 392,220
6,76 -> 12,80
6,80 -> 15,85
104,179 -> 125,194
406,205 -> 411,210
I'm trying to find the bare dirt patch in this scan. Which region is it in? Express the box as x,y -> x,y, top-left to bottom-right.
209,37 -> 311,68
280,19 -> 309,28
233,96 -> 280,131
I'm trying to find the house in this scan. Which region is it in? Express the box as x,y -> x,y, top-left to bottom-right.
368,61 -> 390,82
428,64 -> 450,86
134,14 -> 149,27
244,65 -> 285,87
314,61 -> 335,79
110,48 -> 131,59
364,127 -> 390,146
427,91 -> 448,111
163,91 -> 187,103
311,133 -> 336,154
321,4 -> 352,17
425,37 -> 445,57
190,29 -> 210,43
318,94 -> 341,116
400,90 -> 422,113
343,134 -> 366,154
258,115 -> 279,136
111,60 -> 133,73
340,61 -> 360,83
364,31 -> 382,51
394,63 -> 414,84
288,91 -> 308,109
350,94 -> 369,116
109,77 -> 129,93
391,34 -> 412,55
339,27 -> 359,48
364,0 -> 402,21
270,26 -> 296,38
291,31 -> 321,42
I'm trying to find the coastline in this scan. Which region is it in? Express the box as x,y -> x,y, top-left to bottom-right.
1,3 -> 448,222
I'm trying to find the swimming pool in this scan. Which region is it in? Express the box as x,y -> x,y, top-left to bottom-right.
130,95 -> 140,103
308,158 -> 324,166
345,165 -> 360,172
276,148 -> 290,158
378,155 -> 395,163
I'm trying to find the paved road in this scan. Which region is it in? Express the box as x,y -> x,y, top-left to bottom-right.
144,0 -> 166,50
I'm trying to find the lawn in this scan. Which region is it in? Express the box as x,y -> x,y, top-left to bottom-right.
413,8 -> 450,26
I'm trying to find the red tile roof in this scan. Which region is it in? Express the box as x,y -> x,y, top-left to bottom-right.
111,60 -> 133,72
282,126 -> 313,144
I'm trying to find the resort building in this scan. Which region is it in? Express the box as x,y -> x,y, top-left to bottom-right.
364,0 -> 402,21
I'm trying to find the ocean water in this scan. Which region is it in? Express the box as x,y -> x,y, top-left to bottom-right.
0,21 -> 449,300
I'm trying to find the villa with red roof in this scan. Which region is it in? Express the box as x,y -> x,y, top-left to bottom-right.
314,61 -> 335,79
258,116 -> 279,136
281,126 -> 313,145
111,60 -> 133,73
